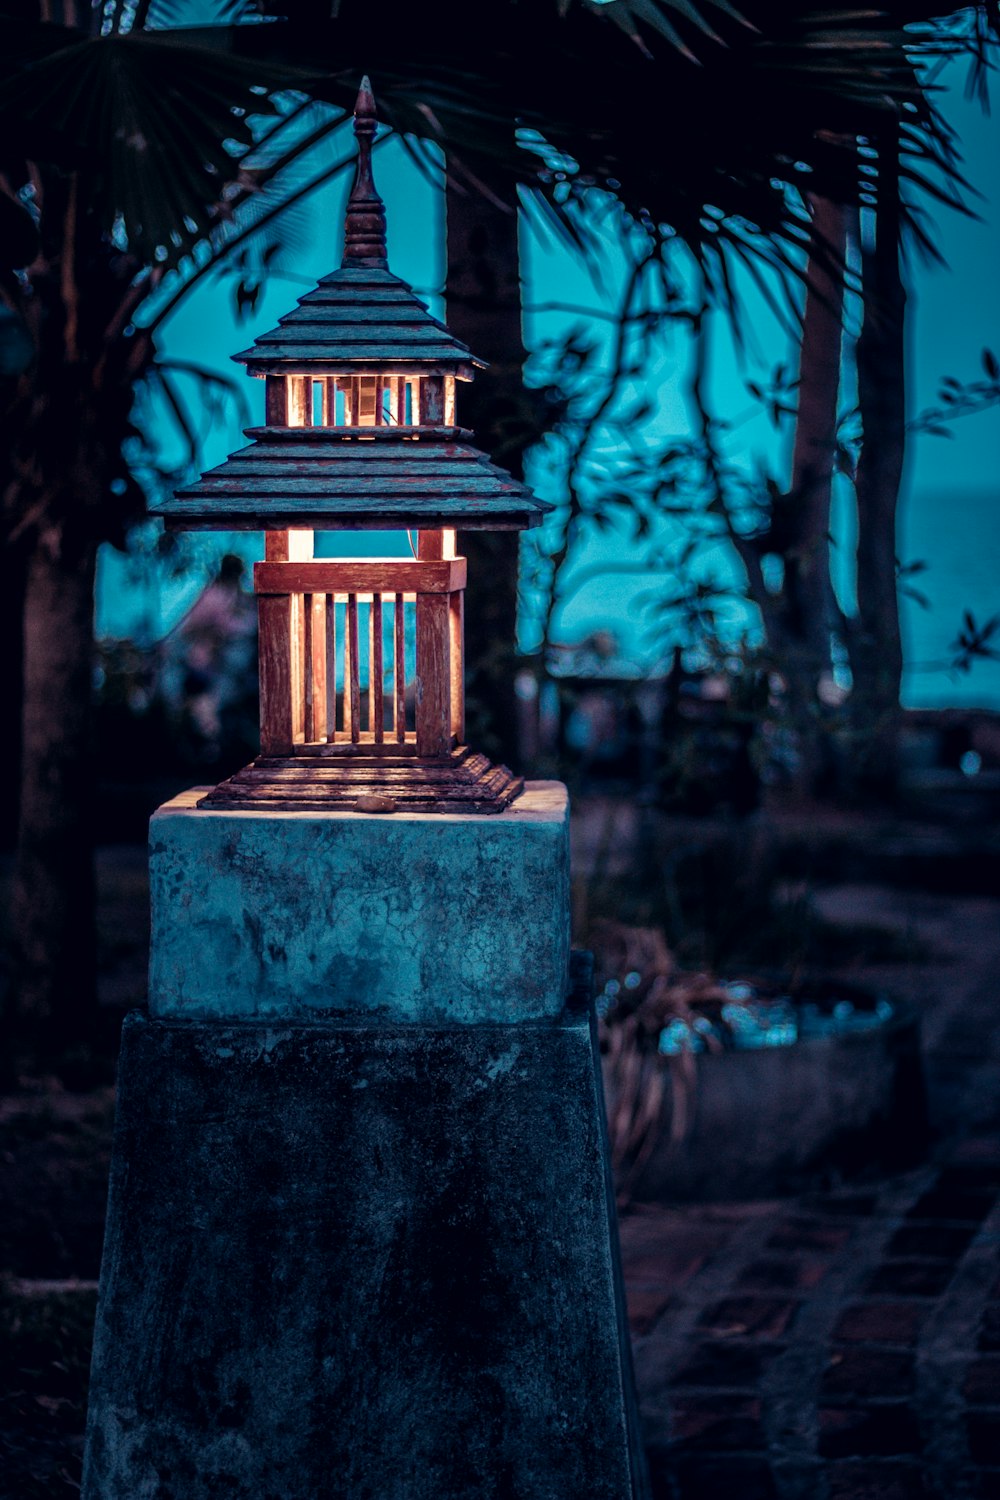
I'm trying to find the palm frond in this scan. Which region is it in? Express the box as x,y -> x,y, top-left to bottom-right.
574,0 -> 752,62
0,17 -> 311,266
263,1 -> 968,284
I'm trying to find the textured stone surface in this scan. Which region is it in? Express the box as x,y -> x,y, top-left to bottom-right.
83,1003 -> 648,1500
148,781 -> 569,1022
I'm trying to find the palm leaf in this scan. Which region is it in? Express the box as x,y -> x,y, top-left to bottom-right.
259,0 -> 964,284
0,16 -> 310,265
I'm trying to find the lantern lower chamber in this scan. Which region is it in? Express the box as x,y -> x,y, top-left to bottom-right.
161,361 -> 546,813
237,512 -> 512,814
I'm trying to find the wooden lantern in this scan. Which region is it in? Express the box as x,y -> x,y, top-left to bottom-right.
156,79 -> 550,813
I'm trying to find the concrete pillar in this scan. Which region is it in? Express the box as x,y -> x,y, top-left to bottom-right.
83,783 -> 649,1498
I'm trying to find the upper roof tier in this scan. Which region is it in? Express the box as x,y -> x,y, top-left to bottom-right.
234,76 -> 479,378
234,265 -> 482,376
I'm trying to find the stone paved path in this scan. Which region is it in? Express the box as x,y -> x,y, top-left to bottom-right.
620,889 -> 1000,1500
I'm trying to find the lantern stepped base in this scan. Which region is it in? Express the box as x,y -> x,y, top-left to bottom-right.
198,741 -> 523,814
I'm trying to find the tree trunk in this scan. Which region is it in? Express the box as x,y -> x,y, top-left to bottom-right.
9,518 -> 98,1052
771,195 -> 849,799
785,195 -> 848,676
445,165 -> 535,769
849,139 -> 906,799
0,542 -> 27,850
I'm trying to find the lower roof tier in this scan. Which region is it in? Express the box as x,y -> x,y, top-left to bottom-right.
157,433 -> 551,532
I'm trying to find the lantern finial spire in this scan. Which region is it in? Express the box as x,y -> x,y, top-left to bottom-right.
342,75 -> 388,269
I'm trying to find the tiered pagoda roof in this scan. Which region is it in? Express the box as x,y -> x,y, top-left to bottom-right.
156,77 -> 548,534
233,266 -> 481,376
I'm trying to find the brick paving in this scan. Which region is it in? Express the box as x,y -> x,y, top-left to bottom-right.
621,889 -> 1000,1500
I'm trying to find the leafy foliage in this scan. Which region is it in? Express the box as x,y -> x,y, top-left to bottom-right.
911,347 -> 1000,436
0,17 -> 308,269
258,1 -> 982,292
951,610 -> 1000,673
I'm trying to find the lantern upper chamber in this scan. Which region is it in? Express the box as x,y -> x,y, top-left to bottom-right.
154,80 -> 549,814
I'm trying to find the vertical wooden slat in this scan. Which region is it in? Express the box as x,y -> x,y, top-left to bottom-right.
290,593 -> 305,743
303,592 -> 315,742
303,593 -> 327,742
343,594 -> 353,741
266,530 -> 313,563
370,594 -> 384,741
409,377 -> 419,426
287,375 -> 309,427
449,589 -> 465,742
258,595 -> 294,754
415,531 -> 450,752
325,594 -> 337,741
265,375 -> 286,425
258,529 -> 311,749
394,592 -> 406,741
358,376 -> 377,425
323,377 -> 337,426
443,375 -> 456,427
392,376 -> 405,426
374,378 -> 384,426
415,592 -> 452,757
346,594 -> 361,743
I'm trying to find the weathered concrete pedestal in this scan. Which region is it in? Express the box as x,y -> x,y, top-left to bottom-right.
83,783 -> 649,1499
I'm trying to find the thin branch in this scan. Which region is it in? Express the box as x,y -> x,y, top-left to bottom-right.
541,248 -> 656,645
142,136 -> 364,334
61,172 -> 79,363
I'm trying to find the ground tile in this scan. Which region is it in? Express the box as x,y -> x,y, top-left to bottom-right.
698,1297 -> 799,1339
737,1258 -> 830,1292
865,1261 -> 955,1297
937,1165 -> 1000,1194
978,1305 -> 1000,1353
669,1394 -> 764,1451
885,1223 -> 977,1259
619,1215 -> 728,1288
833,1302 -> 928,1346
802,1194 -> 879,1217
968,1411 -> 1000,1466
826,1461 -> 927,1499
626,1287 -> 674,1337
766,1219 -> 854,1253
905,1189 -> 995,1223
818,1405 -> 921,1459
662,1455 -> 779,1500
963,1358 -> 1000,1405
821,1348 -> 914,1400
952,1139 -> 1000,1168
671,1340 -> 783,1389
